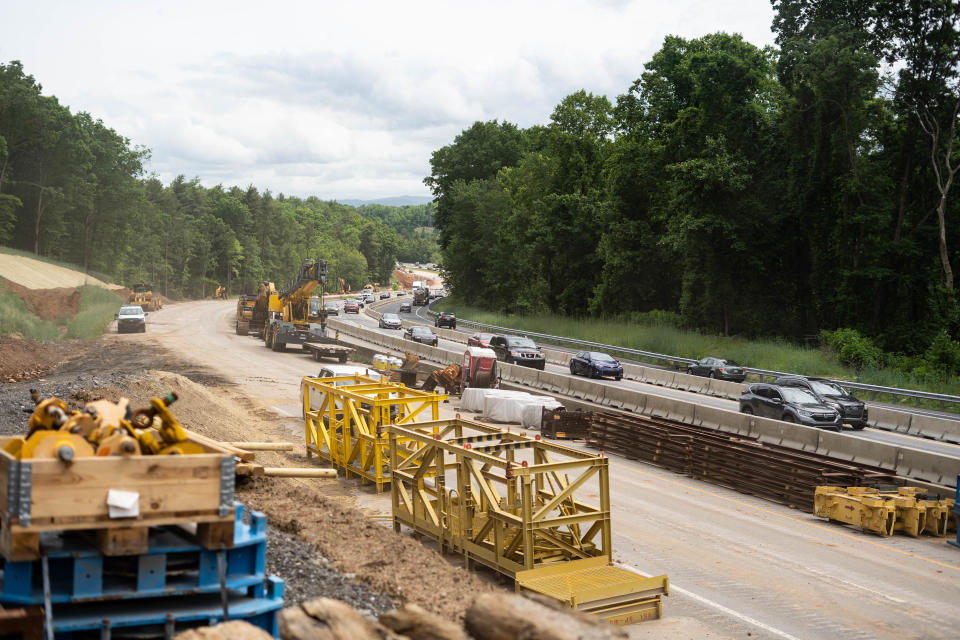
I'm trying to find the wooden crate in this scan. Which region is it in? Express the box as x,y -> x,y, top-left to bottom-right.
0,436 -> 236,561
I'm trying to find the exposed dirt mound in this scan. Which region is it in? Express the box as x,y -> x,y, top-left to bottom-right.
0,335 -> 88,381
393,270 -> 414,288
0,276 -> 80,321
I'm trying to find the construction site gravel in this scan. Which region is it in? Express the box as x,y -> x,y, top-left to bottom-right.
0,327 -> 494,625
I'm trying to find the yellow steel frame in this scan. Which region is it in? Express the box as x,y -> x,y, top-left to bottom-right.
302,375 -> 446,492
387,418 -> 667,624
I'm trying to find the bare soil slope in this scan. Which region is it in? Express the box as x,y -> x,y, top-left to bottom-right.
0,253 -> 118,289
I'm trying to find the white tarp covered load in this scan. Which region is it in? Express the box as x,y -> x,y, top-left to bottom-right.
484,393 -> 562,424
460,388 -> 529,412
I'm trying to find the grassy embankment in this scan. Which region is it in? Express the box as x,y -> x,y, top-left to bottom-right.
0,283 -> 123,341
435,298 -> 960,409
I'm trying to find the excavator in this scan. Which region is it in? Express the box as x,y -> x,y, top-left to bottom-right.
264,259 -> 348,355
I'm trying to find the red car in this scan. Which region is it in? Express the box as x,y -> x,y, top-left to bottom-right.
343,301 -> 360,314
467,332 -> 496,347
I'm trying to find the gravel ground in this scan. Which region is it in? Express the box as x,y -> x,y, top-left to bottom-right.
265,527 -> 396,615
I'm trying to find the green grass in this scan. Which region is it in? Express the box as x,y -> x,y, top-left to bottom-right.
65,285 -> 124,339
0,283 -> 60,340
436,298 -> 960,403
0,245 -> 116,286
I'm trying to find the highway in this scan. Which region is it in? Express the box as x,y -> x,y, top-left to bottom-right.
343,297 -> 960,460
143,300 -> 960,640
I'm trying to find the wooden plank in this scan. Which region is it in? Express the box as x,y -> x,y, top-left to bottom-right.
0,446 -> 11,517
186,430 -> 255,461
92,526 -> 150,556
236,462 -> 266,476
228,442 -> 295,451
0,524 -> 39,562
25,454 -> 224,522
0,607 -> 44,640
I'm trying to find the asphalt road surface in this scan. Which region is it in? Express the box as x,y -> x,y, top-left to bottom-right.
138,301 -> 960,640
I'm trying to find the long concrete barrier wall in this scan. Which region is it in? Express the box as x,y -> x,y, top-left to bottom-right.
332,316 -> 960,486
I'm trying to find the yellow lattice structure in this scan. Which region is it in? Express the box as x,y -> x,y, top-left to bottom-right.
302,375 -> 447,492
387,418 -> 668,625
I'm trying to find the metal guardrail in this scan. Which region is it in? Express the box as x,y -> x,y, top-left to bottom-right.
421,302 -> 960,411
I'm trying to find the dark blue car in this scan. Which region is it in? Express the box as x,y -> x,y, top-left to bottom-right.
569,351 -> 623,380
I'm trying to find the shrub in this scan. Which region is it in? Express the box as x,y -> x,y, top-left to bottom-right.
922,330 -> 960,378
822,328 -> 885,372
0,286 -> 60,340
64,286 -> 123,339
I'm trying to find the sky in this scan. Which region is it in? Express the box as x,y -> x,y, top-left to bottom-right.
0,0 -> 776,200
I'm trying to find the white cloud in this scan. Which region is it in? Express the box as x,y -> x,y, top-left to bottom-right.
0,0 -> 775,199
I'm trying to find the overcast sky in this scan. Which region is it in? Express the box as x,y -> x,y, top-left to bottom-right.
0,1 -> 776,200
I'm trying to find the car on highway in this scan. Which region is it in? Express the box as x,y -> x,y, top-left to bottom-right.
569,351 -> 623,380
774,376 -> 867,429
687,357 -> 747,382
343,301 -> 360,314
379,312 -> 402,330
379,291 -> 391,299
399,301 -> 412,313
117,305 -> 146,333
467,332 -> 495,347
739,383 -> 841,428
404,325 -> 438,347
435,312 -> 456,329
323,301 -> 339,316
364,294 -> 376,304
489,335 -> 546,370
396,290 -> 406,296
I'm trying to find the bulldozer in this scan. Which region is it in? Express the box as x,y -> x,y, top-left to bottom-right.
129,283 -> 161,312
235,294 -> 258,335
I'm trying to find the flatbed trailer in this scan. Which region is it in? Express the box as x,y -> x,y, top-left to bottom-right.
302,340 -> 353,363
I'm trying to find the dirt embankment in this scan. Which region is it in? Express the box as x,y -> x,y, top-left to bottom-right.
1,276 -> 82,321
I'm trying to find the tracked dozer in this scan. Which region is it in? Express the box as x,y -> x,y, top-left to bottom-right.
129,283 -> 161,312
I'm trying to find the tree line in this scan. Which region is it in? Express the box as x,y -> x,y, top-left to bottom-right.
0,60 -> 438,298
426,0 -> 960,357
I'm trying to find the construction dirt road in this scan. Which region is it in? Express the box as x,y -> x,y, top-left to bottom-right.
3,299 -> 959,639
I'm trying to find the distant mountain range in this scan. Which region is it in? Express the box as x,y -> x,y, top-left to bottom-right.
337,195 -> 434,207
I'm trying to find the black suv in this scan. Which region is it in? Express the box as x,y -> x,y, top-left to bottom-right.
774,376 -> 867,429
489,335 -> 546,370
739,383 -> 841,429
435,312 -> 456,329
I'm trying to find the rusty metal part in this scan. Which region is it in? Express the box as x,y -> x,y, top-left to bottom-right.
420,364 -> 461,393
586,412 -> 899,508
541,407 -> 592,440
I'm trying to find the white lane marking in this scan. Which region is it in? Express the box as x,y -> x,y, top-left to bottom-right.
616,563 -> 803,640
802,567 -> 906,604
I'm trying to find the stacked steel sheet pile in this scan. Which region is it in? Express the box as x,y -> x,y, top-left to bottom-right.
586,412 -> 899,508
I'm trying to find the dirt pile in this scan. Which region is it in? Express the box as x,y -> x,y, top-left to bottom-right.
393,270 -> 414,288
0,276 -> 81,321
0,335 -> 88,382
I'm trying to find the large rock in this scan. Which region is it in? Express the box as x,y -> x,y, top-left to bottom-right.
175,621 -> 273,640
465,593 -> 628,640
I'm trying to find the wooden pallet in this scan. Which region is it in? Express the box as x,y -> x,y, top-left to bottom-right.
0,607 -> 44,640
0,435 -> 237,562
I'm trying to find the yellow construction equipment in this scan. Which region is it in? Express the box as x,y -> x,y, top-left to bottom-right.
814,486 -> 955,537
264,259 -> 330,352
129,283 -> 161,311
214,285 -> 227,299
302,375 -> 446,492
5,391 -> 204,462
236,294 -> 257,335
387,417 -> 668,625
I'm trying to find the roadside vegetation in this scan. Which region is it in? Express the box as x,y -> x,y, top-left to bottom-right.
65,286 -> 124,339
436,299 -> 960,405
0,281 -> 122,341
0,283 -> 60,340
